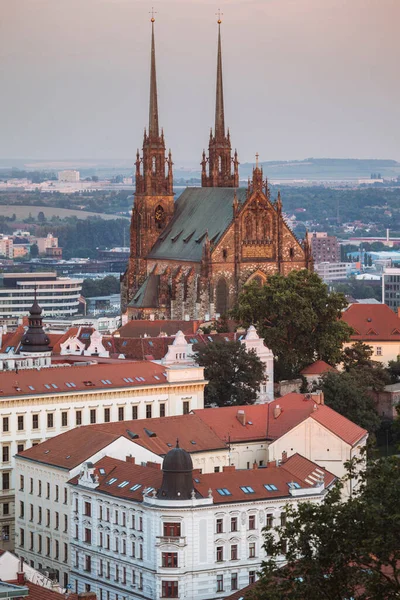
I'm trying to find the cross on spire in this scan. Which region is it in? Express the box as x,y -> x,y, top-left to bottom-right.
149,6 -> 157,22
216,8 -> 223,24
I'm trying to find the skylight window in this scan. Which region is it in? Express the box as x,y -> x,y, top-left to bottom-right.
264,484 -> 278,491
135,377 -> 141,382
143,486 -> 155,494
123,377 -> 134,383
106,477 -> 117,485
238,335 -> 244,341
122,341 -> 127,347
130,484 -> 141,491
208,336 -> 213,342
225,337 -> 229,341
190,440 -> 196,445
288,482 -> 301,490
240,486 -> 255,494
118,481 -> 129,488
194,478 -> 200,483
154,375 -> 160,380
81,333 -> 90,339
28,385 -> 35,391
148,341 -> 154,347
51,384 -> 58,389
99,468 -> 106,475
101,379 -> 112,385
217,488 -> 232,496
139,377 -> 145,382
44,384 -> 51,389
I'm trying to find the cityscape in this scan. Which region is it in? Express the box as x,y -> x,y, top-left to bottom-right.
0,1 -> 399,599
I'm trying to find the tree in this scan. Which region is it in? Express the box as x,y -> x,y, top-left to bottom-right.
37,211 -> 46,223
388,358 -> 400,383
194,340 -> 265,407
319,370 -> 380,433
30,243 -> 39,258
232,270 -> 352,380
249,456 -> 400,600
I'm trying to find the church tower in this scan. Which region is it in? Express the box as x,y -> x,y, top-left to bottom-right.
201,16 -> 239,188
123,15 -> 174,306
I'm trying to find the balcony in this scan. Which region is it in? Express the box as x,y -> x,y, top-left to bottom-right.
156,536 -> 186,547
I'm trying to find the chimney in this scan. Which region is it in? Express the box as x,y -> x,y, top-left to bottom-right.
236,409 -> 246,426
126,456 -> 135,464
252,461 -> 258,470
17,556 -> 24,584
273,404 -> 281,419
146,461 -> 161,470
281,451 -> 288,463
222,465 -> 236,472
312,391 -> 324,405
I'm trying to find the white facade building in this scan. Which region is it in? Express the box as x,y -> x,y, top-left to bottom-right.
314,261 -> 352,282
66,452 -> 336,600
58,170 -> 80,183
0,273 -> 83,318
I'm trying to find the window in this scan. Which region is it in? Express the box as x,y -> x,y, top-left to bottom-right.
132,406 -> 138,420
20,501 -> 24,518
47,413 -> 54,428
281,539 -> 287,554
30,531 -> 34,550
118,407 -> 124,421
216,488 -> 231,496
76,411 -> 82,426
64,488 -> 68,504
64,514 -> 68,533
46,536 -> 50,556
288,482 -> 301,490
55,540 -> 59,559
84,502 -> 91,517
55,512 -> 59,529
161,581 -> 178,598
162,552 -> 178,568
55,485 -> 59,502
231,573 -> 238,590
61,412 -> 68,427
3,503 -> 9,516
214,466 -> 220,473
18,415 -> 24,430
2,525 -> 9,541
146,405 -> 152,419
104,408 -> 111,422
84,528 -> 92,544
264,484 -> 278,491
216,518 -> 223,533
2,446 -> 9,463
249,515 -> 256,530
266,513 -> 274,528
46,509 -> 50,527
249,542 -> 256,558
240,486 -> 255,494
20,475 -> 24,491
231,544 -> 238,560
29,478 -> 33,494
20,528 -> 25,547
183,401 -> 189,414
84,555 -> 91,572
2,472 -> 10,491
376,347 -> 382,356
46,483 -> 50,499
159,403 -> 166,417
64,543 -> 68,563
231,517 -> 238,532
17,443 -> 24,454
216,546 -> 223,562
280,512 -> 287,527
216,574 -> 224,592
32,414 -> 39,429
163,522 -> 181,537
38,507 -> 42,524
249,571 -> 256,584
2,417 -> 9,432
90,409 -> 96,424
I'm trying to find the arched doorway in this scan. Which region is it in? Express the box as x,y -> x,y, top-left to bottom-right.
216,278 -> 228,316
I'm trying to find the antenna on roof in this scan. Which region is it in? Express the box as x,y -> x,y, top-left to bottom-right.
176,438 -> 180,448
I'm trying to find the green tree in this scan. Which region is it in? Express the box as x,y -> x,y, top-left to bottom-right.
388,358 -> 400,383
320,370 -> 380,433
232,270 -> 351,380
37,211 -> 46,223
194,340 -> 265,407
250,456 -> 400,600
30,243 -> 39,258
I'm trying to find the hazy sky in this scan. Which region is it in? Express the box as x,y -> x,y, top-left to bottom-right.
1,0 -> 399,165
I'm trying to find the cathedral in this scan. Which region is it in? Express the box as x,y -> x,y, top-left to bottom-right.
121,17 -> 312,320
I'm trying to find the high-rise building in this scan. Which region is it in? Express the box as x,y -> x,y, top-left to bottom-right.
121,17 -> 312,319
57,170 -> 80,182
307,231 -> 340,263
382,267 -> 400,313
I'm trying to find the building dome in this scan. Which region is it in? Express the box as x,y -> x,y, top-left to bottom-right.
158,441 -> 193,500
20,295 -> 51,354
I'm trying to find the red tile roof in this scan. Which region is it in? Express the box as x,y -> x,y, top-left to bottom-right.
194,393 -> 367,447
116,320 -> 202,338
19,413 -> 225,469
0,361 -> 168,398
6,581 -> 79,600
300,360 -> 337,375
223,582 -> 258,600
69,453 -> 336,504
341,303 -> 400,341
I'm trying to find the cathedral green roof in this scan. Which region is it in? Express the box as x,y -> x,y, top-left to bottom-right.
148,187 -> 247,262
128,273 -> 160,308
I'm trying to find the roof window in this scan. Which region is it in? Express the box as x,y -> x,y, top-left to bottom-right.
51,384 -> 58,389
143,486 -> 155,494
81,333 -> 90,339
118,481 -> 129,488
240,486 -> 255,494
190,440 -> 196,445
44,384 -> 51,389
130,484 -> 141,491
194,478 -> 200,483
288,482 -> 301,490
154,375 -> 160,380
99,468 -> 106,475
28,385 -> 35,391
106,477 -> 117,485
217,488 -> 232,496
101,379 -> 112,385
122,341 -> 127,347
264,484 -> 278,491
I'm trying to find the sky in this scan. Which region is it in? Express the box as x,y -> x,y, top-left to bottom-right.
1,0 -> 399,166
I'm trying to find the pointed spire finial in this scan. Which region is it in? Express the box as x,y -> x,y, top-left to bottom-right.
214,13 -> 225,140
176,438 -> 180,448
216,8 -> 223,24
255,152 -> 259,169
148,12 -> 159,138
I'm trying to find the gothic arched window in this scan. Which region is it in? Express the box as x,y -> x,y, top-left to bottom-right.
244,212 -> 253,241
154,205 -> 165,229
218,156 -> 222,173
216,278 -> 228,316
152,156 -> 156,173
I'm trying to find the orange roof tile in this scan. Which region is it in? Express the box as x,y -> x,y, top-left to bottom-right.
6,581 -> 79,600
341,303 -> 400,341
0,361 -> 168,398
300,360 -> 337,375
116,320 -> 202,338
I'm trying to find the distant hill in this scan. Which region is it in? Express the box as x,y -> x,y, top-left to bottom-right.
239,158 -> 400,181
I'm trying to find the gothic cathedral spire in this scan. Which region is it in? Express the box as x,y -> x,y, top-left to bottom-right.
201,17 -> 239,188
122,15 -> 175,310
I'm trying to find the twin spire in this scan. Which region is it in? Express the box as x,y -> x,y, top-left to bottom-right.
143,13 -> 238,189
